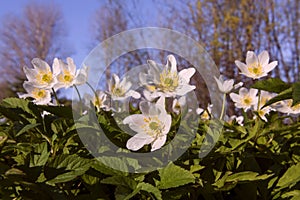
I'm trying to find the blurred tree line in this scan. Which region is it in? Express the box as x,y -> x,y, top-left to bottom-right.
0,0 -> 298,113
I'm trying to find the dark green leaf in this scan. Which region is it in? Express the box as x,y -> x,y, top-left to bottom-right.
276,162 -> 300,189
252,78 -> 290,93
157,163 -> 195,189
292,82 -> 300,106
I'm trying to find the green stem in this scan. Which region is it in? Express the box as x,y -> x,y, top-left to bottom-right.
86,81 -> 98,96
74,85 -> 82,114
51,88 -> 60,106
220,93 -> 226,120
86,81 -> 100,110
257,89 -> 261,111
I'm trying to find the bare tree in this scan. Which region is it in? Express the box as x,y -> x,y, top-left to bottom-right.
0,2 -> 71,98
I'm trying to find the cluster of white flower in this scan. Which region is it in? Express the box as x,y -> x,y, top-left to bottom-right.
19,51 -> 299,152
213,50 -> 300,124
19,57 -> 88,105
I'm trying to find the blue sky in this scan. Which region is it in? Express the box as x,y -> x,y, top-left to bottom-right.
0,0 -> 102,65
0,0 -> 159,66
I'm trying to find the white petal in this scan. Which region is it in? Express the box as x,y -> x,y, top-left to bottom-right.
23,66 -> 37,81
229,93 -> 241,103
258,51 -> 270,67
151,135 -> 167,151
245,51 -> 258,65
235,60 -> 248,74
161,114 -> 172,134
249,88 -> 258,97
52,58 -> 61,75
66,57 -> 76,74
196,108 -> 204,115
264,61 -> 278,73
166,55 -> 177,73
126,90 -> 141,99
126,133 -> 154,151
233,82 -> 243,89
112,74 -> 120,85
31,58 -> 50,72
175,84 -> 196,96
179,68 -> 196,83
239,87 -> 249,96
140,101 -> 160,116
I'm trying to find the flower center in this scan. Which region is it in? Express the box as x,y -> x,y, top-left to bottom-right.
243,96 -> 252,106
112,86 -> 125,97
201,110 -> 210,120
142,117 -> 163,137
248,63 -> 263,76
149,121 -> 159,130
33,89 -> 47,99
159,70 -> 179,92
39,72 -> 53,84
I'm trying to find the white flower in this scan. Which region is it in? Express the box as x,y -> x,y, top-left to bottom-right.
172,96 -> 186,114
255,91 -> 275,122
23,58 -> 58,89
108,74 -> 140,101
18,82 -> 51,105
85,90 -> 110,111
276,100 -> 300,115
197,104 -> 213,120
228,115 -> 244,126
123,97 -> 171,152
54,57 -> 88,90
230,88 -> 258,111
235,50 -> 278,79
140,54 -> 196,98
214,75 -> 243,93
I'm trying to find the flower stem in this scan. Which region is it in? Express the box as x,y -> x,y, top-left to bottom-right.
86,81 -> 100,110
257,89 -> 261,111
220,93 -> 226,120
74,85 -> 82,114
51,88 -> 60,106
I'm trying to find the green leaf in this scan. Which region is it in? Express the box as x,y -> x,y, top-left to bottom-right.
30,142 -> 50,167
252,78 -> 290,93
292,82 -> 300,106
101,176 -> 137,189
16,123 -> 41,137
157,163 -> 195,189
276,162 -> 300,189
46,154 -> 91,184
281,190 -> 300,200
137,182 -> 162,200
226,171 -> 273,182
92,157 -> 129,176
263,88 -> 293,108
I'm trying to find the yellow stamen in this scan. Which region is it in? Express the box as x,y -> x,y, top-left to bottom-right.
248,63 -> 263,76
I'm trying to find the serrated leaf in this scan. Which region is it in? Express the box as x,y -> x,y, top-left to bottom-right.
16,123 -> 41,137
101,176 -> 137,189
93,156 -> 129,175
252,78 -> 290,93
46,154 -> 91,184
157,163 -> 195,189
226,171 -> 273,182
276,162 -> 300,189
138,182 -> 162,200
292,82 -> 300,106
1,98 -> 39,116
30,142 -> 50,167
81,174 -> 100,185
281,190 -> 300,200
